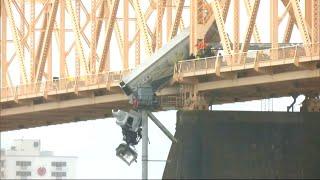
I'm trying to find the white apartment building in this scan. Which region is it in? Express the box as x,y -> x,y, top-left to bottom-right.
0,139 -> 77,179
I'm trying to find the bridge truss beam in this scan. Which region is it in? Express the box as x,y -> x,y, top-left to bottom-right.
0,0 -> 318,94
0,0 -> 319,131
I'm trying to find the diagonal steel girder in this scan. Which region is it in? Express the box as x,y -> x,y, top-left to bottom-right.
4,0 -> 28,84
98,0 -> 120,72
241,0 -> 260,53
66,0 -> 89,75
211,0 -> 232,55
35,0 -> 59,83
170,0 -> 185,39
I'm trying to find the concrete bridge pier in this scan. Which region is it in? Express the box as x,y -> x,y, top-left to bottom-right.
163,111 -> 320,179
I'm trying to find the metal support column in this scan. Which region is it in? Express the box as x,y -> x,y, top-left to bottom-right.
147,112 -> 177,143
141,110 -> 148,179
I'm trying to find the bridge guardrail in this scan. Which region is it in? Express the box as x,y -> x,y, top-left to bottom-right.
175,43 -> 320,77
1,44 -> 319,102
0,69 -> 132,102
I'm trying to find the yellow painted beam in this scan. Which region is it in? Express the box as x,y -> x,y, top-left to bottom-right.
211,0 -> 232,55
241,0 -> 260,53
98,0 -> 120,72
131,0 -> 153,56
290,0 -> 311,46
4,0 -> 28,84
35,0 -> 59,83
66,0 -> 89,75
170,0 -> 185,39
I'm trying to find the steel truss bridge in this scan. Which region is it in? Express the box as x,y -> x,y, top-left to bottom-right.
0,0 -> 319,131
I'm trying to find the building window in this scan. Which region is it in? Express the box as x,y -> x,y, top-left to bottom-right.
0,160 -> 4,167
51,171 -> 66,177
33,141 -> 39,148
0,150 -> 5,156
51,161 -> 67,167
16,161 -> 31,167
16,171 -> 31,176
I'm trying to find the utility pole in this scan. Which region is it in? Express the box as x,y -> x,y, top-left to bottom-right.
141,110 -> 148,179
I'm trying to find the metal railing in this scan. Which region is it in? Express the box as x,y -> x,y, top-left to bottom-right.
159,95 -> 183,108
0,69 -> 132,102
1,44 -> 319,102
175,43 -> 320,76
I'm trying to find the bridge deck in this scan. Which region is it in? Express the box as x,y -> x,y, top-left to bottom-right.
1,44 -> 319,131
174,44 -> 320,102
175,44 -> 319,78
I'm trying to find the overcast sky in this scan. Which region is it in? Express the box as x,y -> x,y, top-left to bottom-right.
0,0 -> 308,179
